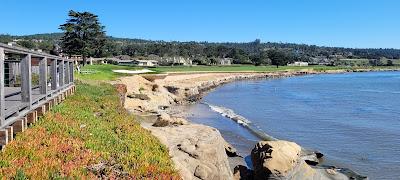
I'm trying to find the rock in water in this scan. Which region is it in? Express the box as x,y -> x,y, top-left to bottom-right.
300,149 -> 321,166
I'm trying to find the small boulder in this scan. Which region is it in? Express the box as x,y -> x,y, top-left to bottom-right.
152,113 -> 188,127
175,117 -> 189,125
233,165 -> 254,180
164,86 -> 180,94
315,151 -> 324,159
224,141 -> 240,157
152,84 -> 159,92
158,105 -> 169,110
301,149 -> 322,166
127,93 -> 150,100
326,168 -> 338,175
194,164 -> 212,179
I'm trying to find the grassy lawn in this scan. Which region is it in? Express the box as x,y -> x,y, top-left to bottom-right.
76,64 -> 357,81
76,64 -> 142,81
380,59 -> 400,65
75,63 -> 400,82
339,58 -> 400,66
152,65 -> 350,73
0,82 -> 177,179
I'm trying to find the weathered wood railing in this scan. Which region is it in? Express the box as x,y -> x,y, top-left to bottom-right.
0,43 -> 75,145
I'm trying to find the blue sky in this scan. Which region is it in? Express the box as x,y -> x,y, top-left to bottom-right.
1,0 -> 399,48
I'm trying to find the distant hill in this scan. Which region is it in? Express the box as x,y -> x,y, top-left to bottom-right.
1,33 -> 400,65
0,33 -> 64,42
0,33 -> 153,44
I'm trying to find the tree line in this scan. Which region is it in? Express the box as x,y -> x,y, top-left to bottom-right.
1,10 -> 399,66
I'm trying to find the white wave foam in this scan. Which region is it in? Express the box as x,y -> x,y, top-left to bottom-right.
205,103 -> 251,126
204,102 -> 277,141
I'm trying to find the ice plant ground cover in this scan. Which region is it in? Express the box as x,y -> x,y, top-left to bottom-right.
0,82 -> 177,179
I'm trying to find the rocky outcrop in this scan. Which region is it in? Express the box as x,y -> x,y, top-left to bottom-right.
148,124 -> 233,180
233,165 -> 254,180
120,73 -> 305,114
152,113 -> 188,127
164,86 -> 180,94
301,149 -> 323,166
118,72 -> 374,180
224,141 -> 240,157
251,140 -> 351,180
251,140 -> 303,179
127,93 -> 150,100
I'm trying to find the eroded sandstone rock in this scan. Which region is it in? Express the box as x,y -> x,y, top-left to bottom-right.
233,165 -> 254,180
224,141 -> 240,157
251,140 -> 352,180
127,93 -> 150,100
251,140 -> 302,179
148,124 -> 233,180
152,113 -> 188,127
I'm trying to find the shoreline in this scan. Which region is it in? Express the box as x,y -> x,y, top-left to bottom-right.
117,68 -> 398,179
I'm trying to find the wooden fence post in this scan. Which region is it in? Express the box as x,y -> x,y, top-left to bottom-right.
12,118 -> 26,134
0,129 -> 8,146
6,126 -> 13,141
59,60 -> 64,87
0,48 -> 5,126
51,59 -> 57,90
21,54 -> 32,107
27,111 -> 38,124
64,61 -> 69,84
69,62 -> 74,83
39,57 -> 47,94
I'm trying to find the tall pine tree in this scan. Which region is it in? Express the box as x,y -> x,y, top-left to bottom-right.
60,10 -> 106,66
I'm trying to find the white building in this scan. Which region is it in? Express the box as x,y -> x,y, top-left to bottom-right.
117,60 -> 135,66
133,60 -> 159,67
288,61 -> 309,66
218,58 -> 232,65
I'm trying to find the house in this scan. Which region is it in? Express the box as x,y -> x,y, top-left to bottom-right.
7,42 -> 17,46
218,58 -> 232,65
69,56 -> 111,65
91,57 -> 120,64
288,61 -> 309,66
159,56 -> 192,66
132,60 -> 159,67
68,55 -> 83,65
311,56 -> 329,65
173,57 -> 192,66
116,60 -> 135,66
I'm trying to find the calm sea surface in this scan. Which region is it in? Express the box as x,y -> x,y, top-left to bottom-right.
184,71 -> 400,180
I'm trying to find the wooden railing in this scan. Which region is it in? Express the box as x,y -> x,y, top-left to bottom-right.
0,43 -> 74,129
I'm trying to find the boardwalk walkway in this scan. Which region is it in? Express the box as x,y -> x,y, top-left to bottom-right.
0,43 -> 75,146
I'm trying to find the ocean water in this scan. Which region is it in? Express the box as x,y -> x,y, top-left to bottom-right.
183,71 -> 400,180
